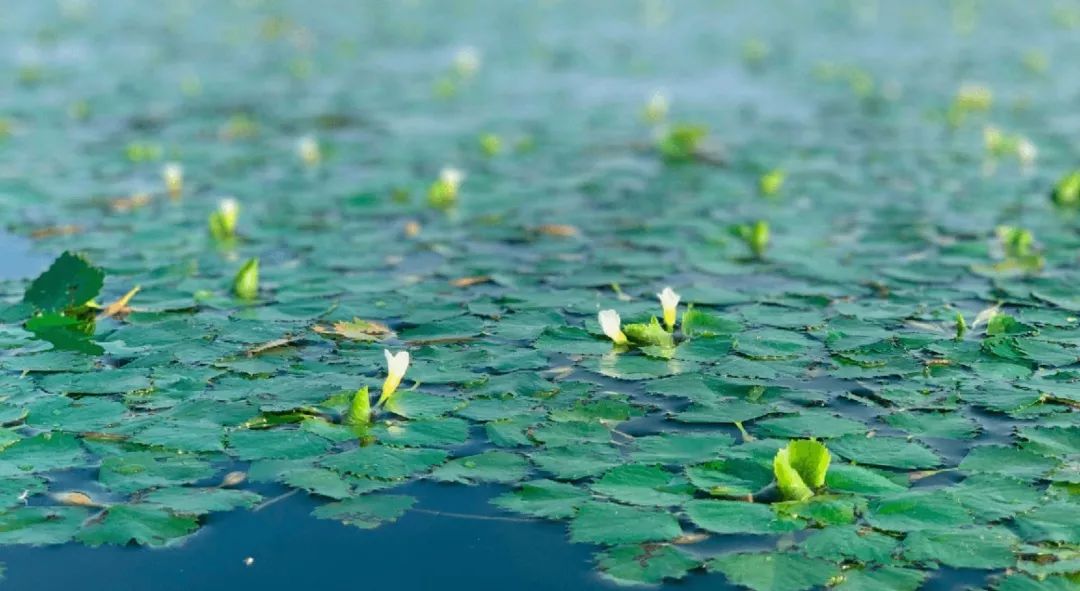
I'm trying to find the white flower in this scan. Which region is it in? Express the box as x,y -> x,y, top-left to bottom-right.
297,135 -> 321,166
428,167 -> 466,207
598,309 -> 628,345
378,349 -> 411,406
219,198 -> 239,227
1017,138 -> 1037,167
162,162 -> 183,197
644,91 -> 669,123
440,167 -> 465,191
210,197 -> 240,240
657,287 -> 681,331
453,46 -> 481,77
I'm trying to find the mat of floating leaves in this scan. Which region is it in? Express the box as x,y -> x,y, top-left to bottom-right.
0,1 -> 1077,590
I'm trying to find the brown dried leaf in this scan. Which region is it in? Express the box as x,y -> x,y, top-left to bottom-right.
672,532 -> 709,545
313,318 -> 394,341
30,225 -> 82,239
109,193 -> 152,212
51,491 -> 102,508
534,224 -> 579,237
220,471 -> 247,488
450,275 -> 492,288
99,285 -> 141,318
246,336 -> 304,356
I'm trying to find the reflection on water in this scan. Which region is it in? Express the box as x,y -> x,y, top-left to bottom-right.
0,482 -> 686,591
0,232 -> 49,281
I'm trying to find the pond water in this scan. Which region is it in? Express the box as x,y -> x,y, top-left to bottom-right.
0,234 -> 49,282
0,482 -> 614,591
0,1 -> 1078,590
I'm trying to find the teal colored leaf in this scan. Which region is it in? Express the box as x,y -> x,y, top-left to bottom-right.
569,502 -> 682,545
492,479 -> 589,519
143,487 -> 262,515
98,452 -> 215,494
23,252 -> 104,313
0,506 -> 89,546
321,445 -> 447,480
311,494 -> 415,529
685,499 -> 804,535
76,505 -> 198,547
903,526 -> 1020,569
591,464 -> 694,507
430,451 -> 528,484
866,490 -> 973,532
708,552 -> 840,591
596,544 -> 701,586
835,567 -> 926,591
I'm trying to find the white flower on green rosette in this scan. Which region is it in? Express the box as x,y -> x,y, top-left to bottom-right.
453,46 -> 481,78
428,167 -> 465,209
219,198 -> 239,230
440,167 -> 464,190
1017,138 -> 1037,167
377,350 -> 411,406
598,309 -> 628,345
643,91 -> 669,123
657,287 -> 680,331
209,197 -> 239,241
297,135 -> 321,166
162,162 -> 183,198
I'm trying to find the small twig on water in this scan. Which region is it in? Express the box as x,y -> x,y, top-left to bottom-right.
253,489 -> 299,512
411,508 -> 537,523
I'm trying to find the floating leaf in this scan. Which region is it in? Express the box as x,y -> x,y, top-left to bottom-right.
903,526 -> 1020,569
569,502 -> 682,545
708,552 -> 840,591
492,479 -> 589,519
311,494 -> 415,529
596,544 -> 701,586
430,451 -> 528,484
685,500 -> 804,535
76,505 -> 198,547
23,252 -> 104,313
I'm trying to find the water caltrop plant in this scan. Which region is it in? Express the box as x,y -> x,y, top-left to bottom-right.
1051,169 -> 1080,207
656,123 -> 707,162
233,257 -> 259,299
376,349 -> 411,407
758,169 -> 785,196
773,440 -> 831,502
734,220 -> 770,258
598,287 -> 681,348
20,251 -> 105,354
209,198 -> 239,241
345,386 -> 371,427
622,317 -> 675,347
427,167 -> 464,209
3,3 -> 1080,591
162,162 -> 183,199
643,90 -> 669,124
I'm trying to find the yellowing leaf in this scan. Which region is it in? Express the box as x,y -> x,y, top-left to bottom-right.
313,318 -> 394,341
99,286 -> 141,318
